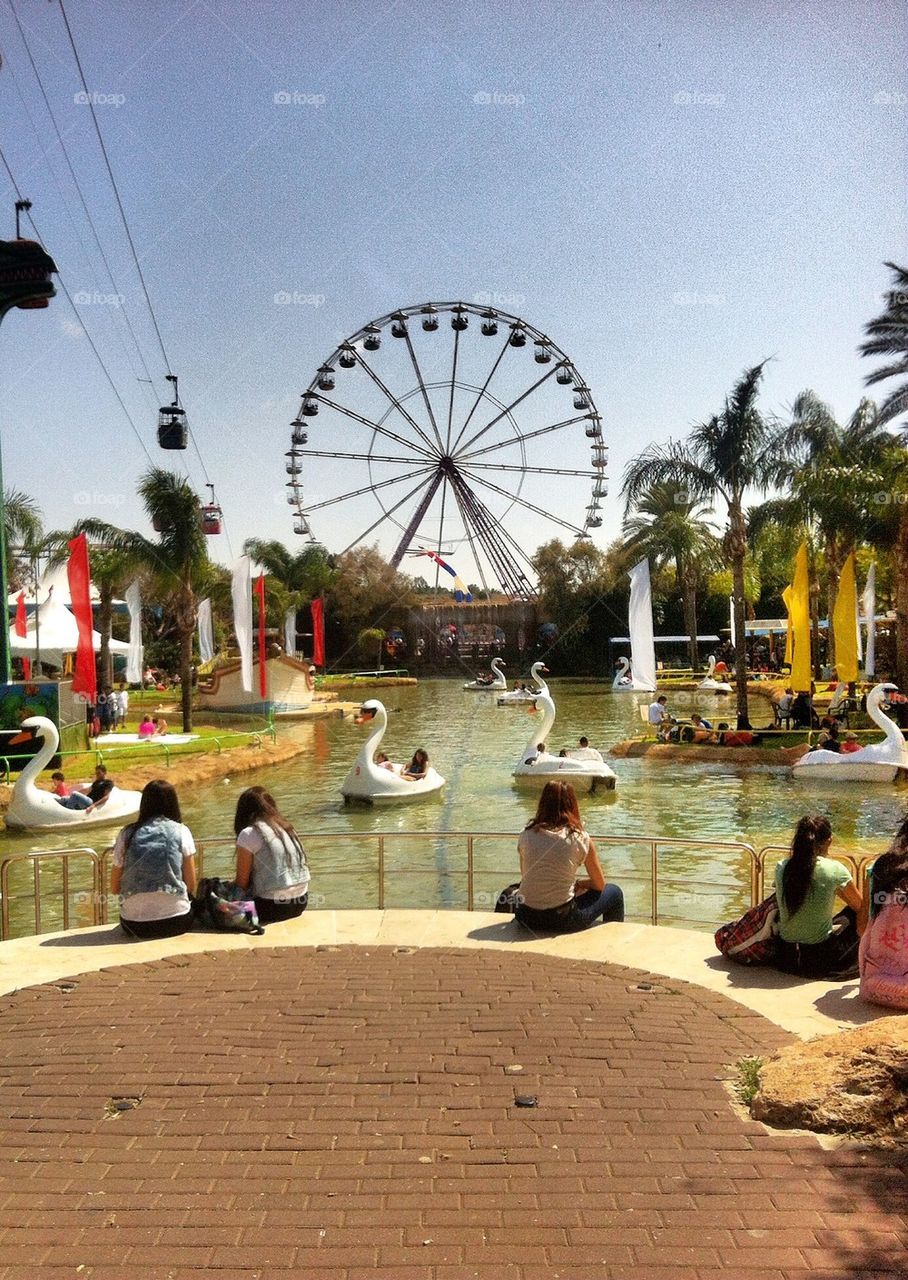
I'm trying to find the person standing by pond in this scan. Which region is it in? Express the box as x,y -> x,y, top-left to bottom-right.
511,780 -> 624,933
110,780 -> 197,940
234,787 -> 310,924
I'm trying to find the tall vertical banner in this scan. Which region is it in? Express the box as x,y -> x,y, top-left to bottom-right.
197,597 -> 214,665
125,579 -> 144,684
311,597 -> 325,668
14,592 -> 26,638
789,542 -> 812,693
284,608 -> 296,658
255,574 -> 267,699
861,563 -> 876,678
627,559 -> 657,692
66,533 -> 97,704
231,555 -> 253,693
832,552 -> 859,684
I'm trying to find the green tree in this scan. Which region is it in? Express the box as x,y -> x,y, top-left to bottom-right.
622,362 -> 787,722
243,539 -> 336,655
4,488 -> 43,589
861,262 -> 908,425
68,469 -> 208,731
622,482 -> 718,670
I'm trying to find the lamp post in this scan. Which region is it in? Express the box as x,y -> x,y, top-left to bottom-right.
0,211 -> 58,683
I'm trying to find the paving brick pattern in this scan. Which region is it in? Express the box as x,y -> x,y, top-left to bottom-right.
0,945 -> 905,1278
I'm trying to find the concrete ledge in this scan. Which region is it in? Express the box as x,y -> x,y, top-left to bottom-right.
0,911 -> 886,1041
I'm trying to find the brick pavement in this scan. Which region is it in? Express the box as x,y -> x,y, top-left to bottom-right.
0,945 -> 905,1279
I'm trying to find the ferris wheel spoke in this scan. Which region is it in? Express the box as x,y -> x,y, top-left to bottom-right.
402,328 -> 445,453
455,363 -> 563,456
341,469 -> 442,556
389,471 -> 445,568
315,393 -> 436,459
449,482 -> 491,595
433,475 -> 450,591
352,352 -> 440,455
457,474 -> 540,577
464,462 -> 596,477
459,468 -> 586,537
448,331 -> 512,455
457,414 -> 593,462
302,464 -> 437,513
444,324 -> 462,453
449,471 -> 535,597
297,448 -> 429,464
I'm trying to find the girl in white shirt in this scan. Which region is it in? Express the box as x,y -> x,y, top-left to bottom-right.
234,787 -> 310,924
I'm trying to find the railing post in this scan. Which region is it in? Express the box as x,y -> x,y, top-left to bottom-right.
467,836 -> 474,911
33,857 -> 41,935
377,836 -> 385,910
650,841 -> 658,925
0,859 -> 10,940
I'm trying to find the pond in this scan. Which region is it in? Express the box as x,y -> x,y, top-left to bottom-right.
2,680 -> 904,938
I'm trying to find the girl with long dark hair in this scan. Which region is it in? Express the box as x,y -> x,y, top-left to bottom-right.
234,787 -> 310,924
511,780 -> 624,933
773,814 -> 863,977
110,779 -> 198,940
860,813 -> 908,1009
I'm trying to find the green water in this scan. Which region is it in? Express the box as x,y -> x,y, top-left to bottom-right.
2,680 -> 904,937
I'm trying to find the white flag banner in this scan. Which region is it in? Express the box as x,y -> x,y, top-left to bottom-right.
729,595 -> 736,650
627,558 -> 657,692
284,608 -> 296,657
861,562 -> 876,678
197,598 -> 214,664
231,556 -> 253,693
124,580 -> 143,685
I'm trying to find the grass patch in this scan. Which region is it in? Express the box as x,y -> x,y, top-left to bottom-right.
735,1056 -> 764,1105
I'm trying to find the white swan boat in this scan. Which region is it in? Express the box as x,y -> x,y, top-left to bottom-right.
464,658 -> 507,690
793,683 -> 908,784
512,682 -> 617,793
697,655 -> 733,693
5,716 -> 142,831
497,661 -> 547,705
340,699 -> 445,803
612,657 -> 634,690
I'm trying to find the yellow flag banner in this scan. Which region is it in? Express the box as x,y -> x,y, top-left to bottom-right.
789,542 -> 812,692
832,552 -> 859,684
782,585 -> 794,666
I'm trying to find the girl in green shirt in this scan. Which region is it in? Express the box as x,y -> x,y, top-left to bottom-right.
774,814 -> 864,978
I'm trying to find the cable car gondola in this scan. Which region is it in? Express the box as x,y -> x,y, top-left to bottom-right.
158,373 -> 187,449
201,484 -> 222,536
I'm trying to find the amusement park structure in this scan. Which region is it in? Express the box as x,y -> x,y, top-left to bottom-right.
286,302 -> 607,598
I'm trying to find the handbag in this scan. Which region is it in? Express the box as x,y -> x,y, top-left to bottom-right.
715,892 -> 779,965
192,877 -> 265,935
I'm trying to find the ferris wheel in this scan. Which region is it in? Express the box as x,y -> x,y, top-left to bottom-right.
286,301 -> 607,597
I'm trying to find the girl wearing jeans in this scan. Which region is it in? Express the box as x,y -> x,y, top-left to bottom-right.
512,780 -> 624,933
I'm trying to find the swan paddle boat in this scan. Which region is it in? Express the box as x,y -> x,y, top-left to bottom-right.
340,699 -> 445,803
792,683 -> 908,784
697,655 -> 733,694
612,657 -> 634,690
498,661 -> 548,705
5,716 -> 142,831
464,658 -> 507,691
512,680 -> 617,793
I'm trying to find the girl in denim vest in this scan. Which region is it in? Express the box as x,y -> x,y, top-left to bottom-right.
234,787 -> 310,925
110,780 -> 198,940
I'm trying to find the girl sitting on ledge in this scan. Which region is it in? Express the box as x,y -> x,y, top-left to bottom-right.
509,780 -> 624,934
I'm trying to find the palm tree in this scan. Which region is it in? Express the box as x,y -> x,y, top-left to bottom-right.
243,539 -> 335,655
622,483 -> 718,670
861,262 -> 908,426
4,488 -> 43,588
68,469 -> 208,731
622,362 -> 786,723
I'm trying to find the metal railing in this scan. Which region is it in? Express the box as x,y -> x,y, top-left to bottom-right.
753,844 -> 875,902
1,830 -> 762,941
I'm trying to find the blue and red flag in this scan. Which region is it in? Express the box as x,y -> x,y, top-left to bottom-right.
410,550 -> 473,602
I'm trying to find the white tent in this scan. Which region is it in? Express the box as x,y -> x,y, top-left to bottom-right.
7,562 -> 102,607
8,592 -> 128,668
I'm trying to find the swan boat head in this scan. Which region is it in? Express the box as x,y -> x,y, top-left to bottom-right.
612,656 -> 633,689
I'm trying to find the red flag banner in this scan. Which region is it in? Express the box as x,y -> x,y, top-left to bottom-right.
14,591 -> 27,638
311,597 -> 325,668
22,657 -> 30,681
255,573 -> 267,700
67,533 -> 97,704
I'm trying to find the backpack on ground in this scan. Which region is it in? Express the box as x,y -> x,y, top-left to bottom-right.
715,892 -> 779,965
192,877 -> 265,935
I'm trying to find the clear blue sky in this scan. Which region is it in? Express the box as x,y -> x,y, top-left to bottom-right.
1,0 -> 905,578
